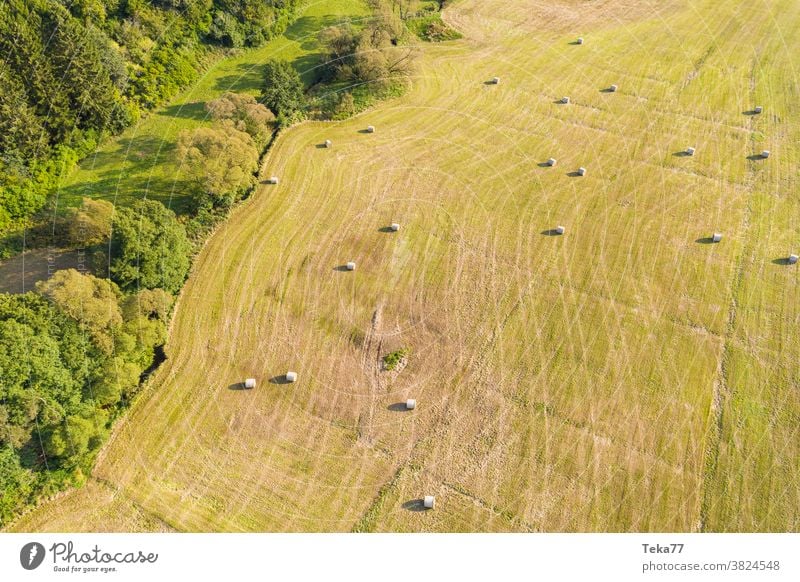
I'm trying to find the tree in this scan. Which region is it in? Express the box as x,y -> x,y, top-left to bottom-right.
110,200 -> 191,293
0,448 -> 33,524
64,198 -> 115,247
121,288 -> 173,322
262,59 -> 306,124
319,15 -> 416,89
36,270 -> 123,353
178,122 -> 260,208
91,357 -> 141,406
205,92 -> 275,144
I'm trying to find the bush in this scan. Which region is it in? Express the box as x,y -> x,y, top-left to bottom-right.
383,348 -> 409,371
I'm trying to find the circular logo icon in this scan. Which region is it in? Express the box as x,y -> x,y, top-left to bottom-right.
20,542 -> 46,570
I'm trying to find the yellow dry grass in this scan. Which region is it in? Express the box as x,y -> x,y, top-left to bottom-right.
11,0 -> 800,532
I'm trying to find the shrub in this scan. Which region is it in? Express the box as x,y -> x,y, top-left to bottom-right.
383,348 -> 409,371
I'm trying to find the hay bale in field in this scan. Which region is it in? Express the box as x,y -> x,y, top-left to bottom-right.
286,371 -> 297,383
561,96 -> 570,104
244,378 -> 256,389
346,261 -> 356,271
789,254 -> 798,265
366,125 -> 375,133
577,167 -> 586,176
406,399 -> 416,410
761,150 -> 770,158
576,37 -> 584,45
424,496 -> 435,509
754,106 -> 763,114
712,233 -> 722,243
390,223 -> 400,232
555,225 -> 565,235
491,76 -> 500,84
547,158 -> 557,167
609,84 -> 618,92
325,139 -> 332,148
267,176 -> 279,184
685,147 -> 696,156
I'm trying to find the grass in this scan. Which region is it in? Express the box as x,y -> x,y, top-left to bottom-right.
10,0 -> 800,533
382,348 -> 409,371
51,0 -> 371,216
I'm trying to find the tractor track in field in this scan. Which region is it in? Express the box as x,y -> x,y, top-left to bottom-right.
697,53 -> 761,533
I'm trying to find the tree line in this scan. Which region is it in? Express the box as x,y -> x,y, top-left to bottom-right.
0,0 -> 300,234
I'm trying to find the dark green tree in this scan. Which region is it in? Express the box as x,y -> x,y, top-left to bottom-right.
262,59 -> 306,124
110,199 -> 191,293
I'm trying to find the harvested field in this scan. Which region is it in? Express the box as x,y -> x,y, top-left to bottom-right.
11,0 -> 800,532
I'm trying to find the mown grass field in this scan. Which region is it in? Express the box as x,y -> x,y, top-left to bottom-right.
11,0 -> 800,532
54,0 -> 370,215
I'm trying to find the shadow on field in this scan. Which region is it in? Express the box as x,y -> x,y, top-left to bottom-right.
600,87 -> 615,93
402,499 -> 429,512
357,128 -> 373,134
315,142 -> 330,149
566,170 -> 583,177
695,237 -> 716,244
541,229 -> 563,237
215,62 -> 267,94
283,15 -> 343,48
747,153 -> 768,161
269,375 -> 292,385
742,110 -> 760,116
228,382 -> 249,390
567,40 -> 582,45
293,54 -> 326,85
387,402 -> 411,412
772,257 -> 794,266
537,161 -> 553,168
673,151 -> 692,157
378,226 -> 396,233
333,265 -> 353,272
161,101 -> 209,121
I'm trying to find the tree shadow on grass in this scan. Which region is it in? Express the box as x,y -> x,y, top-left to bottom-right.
293,53 -> 327,85
161,101 -> 209,122
283,15 -> 346,45
215,63 -> 268,94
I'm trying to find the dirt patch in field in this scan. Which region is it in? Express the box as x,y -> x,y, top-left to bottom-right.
0,248 -> 90,294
